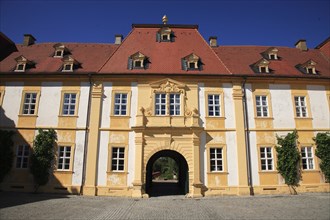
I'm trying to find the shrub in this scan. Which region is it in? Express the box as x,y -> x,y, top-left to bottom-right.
314,132 -> 330,182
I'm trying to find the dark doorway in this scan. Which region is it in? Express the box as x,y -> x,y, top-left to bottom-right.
146,150 -> 189,197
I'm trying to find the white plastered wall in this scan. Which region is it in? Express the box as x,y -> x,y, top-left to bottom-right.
1,82 -> 24,127
269,84 -> 295,129
72,131 -> 86,185
198,83 -> 207,185
249,131 -> 259,186
307,85 -> 329,129
97,82 -> 112,186
76,82 -> 90,128
36,82 -> 62,127
226,132 -> 238,186
245,83 -> 255,129
127,82 -> 137,187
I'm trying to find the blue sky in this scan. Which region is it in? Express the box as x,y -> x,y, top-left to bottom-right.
1,0 -> 329,48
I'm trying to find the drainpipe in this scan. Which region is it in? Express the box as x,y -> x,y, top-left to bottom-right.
242,78 -> 254,196
80,73 -> 93,195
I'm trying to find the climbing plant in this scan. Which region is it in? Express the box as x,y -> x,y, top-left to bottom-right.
0,130 -> 14,183
30,129 -> 57,191
275,130 -> 301,194
314,132 -> 330,183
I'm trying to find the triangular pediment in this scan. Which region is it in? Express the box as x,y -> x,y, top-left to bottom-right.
301,59 -> 317,67
150,78 -> 185,89
255,58 -> 270,66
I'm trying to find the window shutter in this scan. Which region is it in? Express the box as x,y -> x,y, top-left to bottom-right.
143,58 -> 149,69
127,58 -> 133,70
181,59 -> 188,71
170,32 -> 175,42
156,33 -> 161,42
198,59 -> 203,71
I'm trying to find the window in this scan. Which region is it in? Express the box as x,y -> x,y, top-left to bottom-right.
114,93 -> 127,116
15,63 -> 26,71
259,66 -> 268,73
127,52 -> 148,70
299,59 -> 317,75
22,93 -> 37,115
156,27 -> 174,42
208,94 -> 220,116
253,58 -> 270,73
306,67 -> 315,74
301,147 -> 314,170
256,95 -> 268,117
55,50 -> 64,57
16,145 -> 29,168
62,63 -> 73,72
169,94 -> 180,116
57,146 -> 71,170
155,93 -> 181,116
155,93 -> 166,115
181,53 -> 203,71
62,93 -> 77,115
294,96 -> 307,117
111,147 -> 125,171
134,60 -> 142,68
162,34 -> 169,41
210,148 -> 223,172
269,54 -> 277,60
260,147 -> 273,171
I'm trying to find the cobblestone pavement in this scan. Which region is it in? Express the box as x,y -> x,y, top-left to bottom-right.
0,192 -> 329,220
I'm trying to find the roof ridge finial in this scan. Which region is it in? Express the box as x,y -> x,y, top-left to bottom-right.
162,15 -> 168,24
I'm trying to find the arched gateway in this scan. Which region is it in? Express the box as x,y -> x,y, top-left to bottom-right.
145,150 -> 189,197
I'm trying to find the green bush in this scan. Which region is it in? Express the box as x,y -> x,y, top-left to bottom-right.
314,132 -> 330,182
275,130 -> 301,194
0,130 -> 14,183
30,129 -> 57,191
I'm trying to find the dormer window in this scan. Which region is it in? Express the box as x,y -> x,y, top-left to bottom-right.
297,59 -> 317,75
156,27 -> 174,42
61,56 -> 79,72
264,47 -> 279,60
128,52 -> 149,70
53,43 -> 69,58
253,58 -> 270,73
181,53 -> 203,71
14,56 -> 34,72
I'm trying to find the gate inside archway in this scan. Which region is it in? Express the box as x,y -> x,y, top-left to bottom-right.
145,150 -> 189,197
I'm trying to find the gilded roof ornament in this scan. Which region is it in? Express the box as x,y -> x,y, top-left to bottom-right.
162,15 -> 168,24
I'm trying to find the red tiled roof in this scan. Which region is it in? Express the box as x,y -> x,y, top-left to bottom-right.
0,43 -> 118,73
99,26 -> 231,74
214,46 -> 330,77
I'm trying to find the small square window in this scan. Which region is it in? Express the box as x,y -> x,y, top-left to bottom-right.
260,66 -> 267,73
15,64 -> 25,71
306,68 -> 315,74
63,64 -> 73,71
269,54 -> 276,60
162,35 -> 169,41
134,60 -> 142,68
189,62 -> 196,69
55,50 -> 63,57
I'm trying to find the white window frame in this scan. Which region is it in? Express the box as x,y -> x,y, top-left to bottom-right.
62,63 -> 73,72
15,63 -> 26,72
260,147 -> 273,171
294,96 -> 307,117
301,147 -> 314,170
210,148 -> 223,172
256,95 -> 268,117
114,93 -> 127,116
16,145 -> 29,169
57,146 -> 71,170
208,94 -> 220,117
111,147 -> 125,172
62,93 -> 77,115
259,66 -> 269,73
22,92 -> 37,115
155,93 -> 166,116
268,53 -> 277,60
169,93 -> 180,116
306,67 -> 315,74
54,50 -> 64,58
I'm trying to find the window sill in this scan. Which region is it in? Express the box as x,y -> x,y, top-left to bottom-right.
258,170 -> 277,174
301,169 -> 320,173
18,114 -> 38,117
207,171 -> 228,174
110,115 -> 130,118
54,170 -> 73,174
294,117 -> 313,120
254,117 -> 274,120
107,171 -> 127,174
205,116 -> 225,119
58,115 -> 78,118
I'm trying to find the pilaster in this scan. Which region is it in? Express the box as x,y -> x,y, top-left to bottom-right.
191,130 -> 203,197
132,131 -> 144,198
83,82 -> 103,196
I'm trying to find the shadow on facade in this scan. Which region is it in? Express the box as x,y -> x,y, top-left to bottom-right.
145,150 -> 189,197
0,106 -> 75,207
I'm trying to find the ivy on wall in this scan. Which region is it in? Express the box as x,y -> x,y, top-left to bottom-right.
314,132 -> 330,183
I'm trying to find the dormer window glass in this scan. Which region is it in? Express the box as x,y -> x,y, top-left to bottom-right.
53,43 -> 69,58
16,63 -> 26,72
61,56 -> 79,72
128,52 -> 149,70
14,56 -> 34,72
157,27 -> 174,42
182,53 -> 203,71
253,58 -> 270,73
299,59 -> 317,75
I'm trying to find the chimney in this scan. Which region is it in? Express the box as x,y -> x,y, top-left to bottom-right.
115,34 -> 123,45
23,34 -> 36,46
295,39 -> 308,51
209,36 -> 218,47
